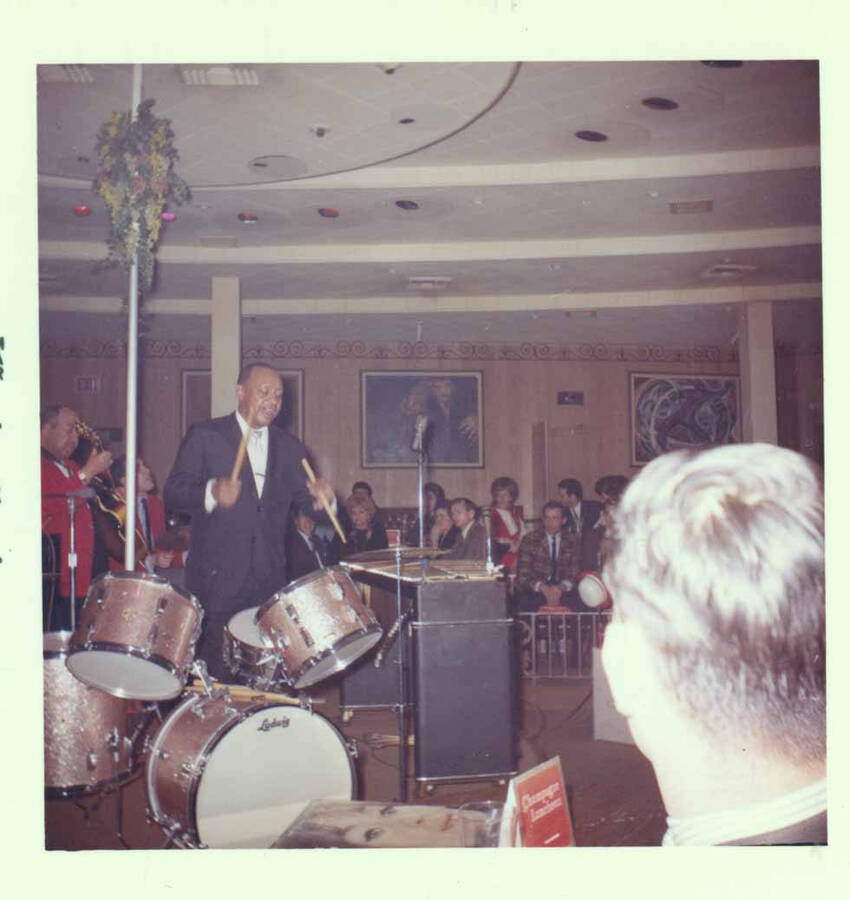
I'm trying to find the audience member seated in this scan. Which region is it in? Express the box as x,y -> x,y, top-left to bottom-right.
514,501 -> 580,612
443,497 -> 487,560
335,493 -> 389,557
286,505 -> 333,582
602,444 -> 825,845
488,475 -> 523,573
428,501 -> 459,550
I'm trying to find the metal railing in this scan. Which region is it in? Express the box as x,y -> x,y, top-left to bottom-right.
518,610 -> 612,679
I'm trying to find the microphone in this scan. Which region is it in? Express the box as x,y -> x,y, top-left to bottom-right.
411,414 -> 429,452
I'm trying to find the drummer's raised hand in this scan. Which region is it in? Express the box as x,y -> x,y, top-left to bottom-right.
307,476 -> 336,511
212,476 -> 241,509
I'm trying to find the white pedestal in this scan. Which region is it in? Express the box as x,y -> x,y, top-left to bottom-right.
592,647 -> 635,745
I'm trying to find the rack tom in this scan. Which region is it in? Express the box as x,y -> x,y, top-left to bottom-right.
67,571 -> 203,700
256,566 -> 381,689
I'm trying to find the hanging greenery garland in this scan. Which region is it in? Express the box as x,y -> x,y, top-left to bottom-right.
93,98 -> 190,292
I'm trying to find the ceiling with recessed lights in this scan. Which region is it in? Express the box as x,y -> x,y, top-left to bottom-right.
37,60 -> 822,349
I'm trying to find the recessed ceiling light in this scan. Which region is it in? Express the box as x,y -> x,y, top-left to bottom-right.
701,60 -> 744,69
318,208 -> 339,218
399,117 -> 415,124
575,130 -> 608,142
238,212 -> 258,223
641,96 -> 679,111
311,125 -> 328,138
73,204 -> 92,217
395,200 -> 419,211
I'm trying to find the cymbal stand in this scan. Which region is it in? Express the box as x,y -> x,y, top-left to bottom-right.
391,543 -> 412,802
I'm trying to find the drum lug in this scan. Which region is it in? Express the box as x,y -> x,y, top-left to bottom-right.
156,748 -> 170,761
298,695 -> 314,715
345,738 -> 359,760
86,749 -> 98,772
179,761 -> 204,779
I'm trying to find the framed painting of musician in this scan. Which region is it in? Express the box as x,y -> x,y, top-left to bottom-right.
629,372 -> 741,465
361,371 -> 483,468
181,369 -> 304,440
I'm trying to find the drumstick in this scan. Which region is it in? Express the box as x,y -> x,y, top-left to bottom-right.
301,458 -> 346,544
186,680 -> 325,706
229,408 -> 256,483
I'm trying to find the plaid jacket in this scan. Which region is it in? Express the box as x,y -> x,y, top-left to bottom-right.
515,527 -> 580,594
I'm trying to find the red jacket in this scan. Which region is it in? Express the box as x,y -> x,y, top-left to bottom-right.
41,452 -> 95,597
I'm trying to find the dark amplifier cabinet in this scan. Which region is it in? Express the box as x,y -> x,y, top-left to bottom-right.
342,565 -> 519,783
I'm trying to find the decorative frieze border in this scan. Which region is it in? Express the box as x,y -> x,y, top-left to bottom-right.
41,338 -> 742,363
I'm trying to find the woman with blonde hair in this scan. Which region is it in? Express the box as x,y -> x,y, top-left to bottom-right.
489,476 -> 523,572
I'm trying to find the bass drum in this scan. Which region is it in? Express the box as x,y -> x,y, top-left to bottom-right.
44,631 -> 145,797
146,691 -> 355,849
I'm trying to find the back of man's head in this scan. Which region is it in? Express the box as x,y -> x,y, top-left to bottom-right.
604,443 -> 824,768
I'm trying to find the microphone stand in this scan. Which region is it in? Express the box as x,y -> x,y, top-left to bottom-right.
392,543 -> 410,802
67,494 -> 78,631
413,422 -> 428,548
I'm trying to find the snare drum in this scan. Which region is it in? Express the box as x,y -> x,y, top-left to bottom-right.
146,691 -> 355,849
256,566 -> 382,689
44,631 -> 142,797
223,606 -> 286,690
67,571 -> 203,701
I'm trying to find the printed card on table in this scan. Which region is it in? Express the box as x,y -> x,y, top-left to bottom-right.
502,756 -> 574,847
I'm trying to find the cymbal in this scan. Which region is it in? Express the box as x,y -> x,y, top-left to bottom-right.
342,546 -> 447,563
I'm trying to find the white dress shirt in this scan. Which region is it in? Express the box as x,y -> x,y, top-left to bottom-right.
204,411 -> 268,513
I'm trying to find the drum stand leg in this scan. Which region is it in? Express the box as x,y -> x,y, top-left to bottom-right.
111,780 -> 132,849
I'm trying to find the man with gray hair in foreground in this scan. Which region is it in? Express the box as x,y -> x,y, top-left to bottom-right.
601,443 -> 826,845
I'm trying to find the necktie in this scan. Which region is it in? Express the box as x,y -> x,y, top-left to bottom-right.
549,534 -> 558,581
139,497 -> 153,552
249,428 -> 266,495
573,509 -> 581,533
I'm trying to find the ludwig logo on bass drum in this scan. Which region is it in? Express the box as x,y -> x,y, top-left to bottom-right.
258,715 -> 290,733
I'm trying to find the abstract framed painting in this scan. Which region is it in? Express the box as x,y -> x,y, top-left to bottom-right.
361,371 -> 483,468
629,373 -> 741,465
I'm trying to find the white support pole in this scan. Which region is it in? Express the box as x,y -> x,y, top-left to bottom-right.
123,63 -> 143,572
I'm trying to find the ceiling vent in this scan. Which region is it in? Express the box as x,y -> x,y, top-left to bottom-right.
669,199 -> 713,214
199,236 -> 239,248
700,263 -> 759,279
178,66 -> 259,86
38,65 -> 94,84
406,276 -> 453,291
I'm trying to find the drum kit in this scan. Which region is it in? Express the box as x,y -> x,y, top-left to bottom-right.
44,565 -> 383,849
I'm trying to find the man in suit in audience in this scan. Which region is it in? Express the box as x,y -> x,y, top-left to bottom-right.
602,444 -> 825,845
443,497 -> 487,560
558,477 -> 603,536
514,501 -> 580,612
164,363 -> 336,680
286,506 -> 332,582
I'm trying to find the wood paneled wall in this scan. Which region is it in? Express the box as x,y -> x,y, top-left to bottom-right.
40,343 -> 748,513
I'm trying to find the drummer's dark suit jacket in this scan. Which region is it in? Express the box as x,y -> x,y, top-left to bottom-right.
164,413 -> 315,610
